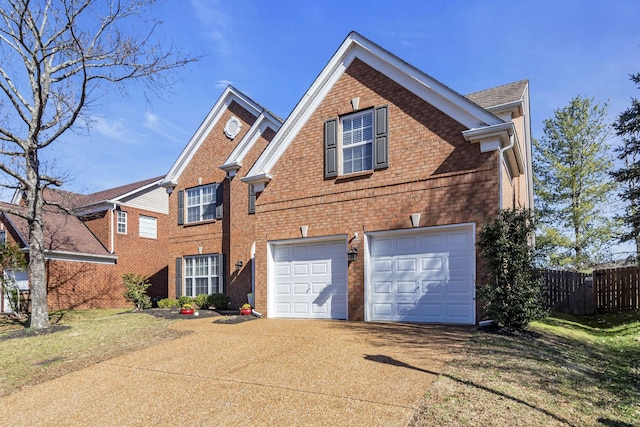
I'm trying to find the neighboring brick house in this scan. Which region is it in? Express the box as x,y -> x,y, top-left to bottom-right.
160,86 -> 282,307
237,32 -> 533,324
0,177 -> 169,312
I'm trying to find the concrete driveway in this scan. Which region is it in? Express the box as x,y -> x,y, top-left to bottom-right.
0,318 -> 471,426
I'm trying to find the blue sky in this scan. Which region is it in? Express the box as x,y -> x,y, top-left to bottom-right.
50,0 -> 640,193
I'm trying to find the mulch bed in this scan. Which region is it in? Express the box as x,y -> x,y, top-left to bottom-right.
0,325 -> 70,341
142,308 -> 259,324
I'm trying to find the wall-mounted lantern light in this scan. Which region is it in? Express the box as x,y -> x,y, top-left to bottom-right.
347,247 -> 358,263
235,260 -> 243,271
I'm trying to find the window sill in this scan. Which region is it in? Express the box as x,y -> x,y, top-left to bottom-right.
334,170 -> 374,182
183,219 -> 217,227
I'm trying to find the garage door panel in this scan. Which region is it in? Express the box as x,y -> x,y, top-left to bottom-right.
419,235 -> 443,251
368,226 -> 475,324
272,239 -> 347,319
276,265 -> 291,276
276,283 -> 291,294
373,281 -> 392,294
373,258 -> 393,273
397,281 -> 418,294
421,256 -> 444,271
421,281 -> 446,294
448,280 -> 474,295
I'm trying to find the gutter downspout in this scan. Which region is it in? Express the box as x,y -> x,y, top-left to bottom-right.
109,203 -> 116,253
498,134 -> 515,210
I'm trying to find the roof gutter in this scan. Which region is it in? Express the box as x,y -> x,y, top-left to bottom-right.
19,247 -> 118,264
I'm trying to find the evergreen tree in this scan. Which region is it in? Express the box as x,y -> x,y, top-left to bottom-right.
534,96 -> 617,270
477,208 -> 546,332
611,73 -> 640,263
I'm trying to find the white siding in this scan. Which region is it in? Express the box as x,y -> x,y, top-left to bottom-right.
121,186 -> 169,214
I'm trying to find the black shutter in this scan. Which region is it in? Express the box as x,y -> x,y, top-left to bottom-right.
215,182 -> 224,219
175,258 -> 182,298
248,184 -> 256,214
177,190 -> 184,225
374,105 -> 389,169
216,253 -> 225,294
324,118 -> 338,178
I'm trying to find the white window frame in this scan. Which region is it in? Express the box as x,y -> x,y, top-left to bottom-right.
117,211 -> 127,234
183,255 -> 223,297
186,184 -> 216,223
340,110 -> 374,175
139,215 -> 157,239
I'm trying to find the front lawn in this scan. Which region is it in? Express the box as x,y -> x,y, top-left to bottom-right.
0,309 -> 185,397
411,311 -> 640,427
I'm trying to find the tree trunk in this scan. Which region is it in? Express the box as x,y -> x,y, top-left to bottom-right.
26,150 -> 50,329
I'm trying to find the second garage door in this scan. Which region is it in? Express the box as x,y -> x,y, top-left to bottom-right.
271,239 -> 347,319
367,225 -> 476,324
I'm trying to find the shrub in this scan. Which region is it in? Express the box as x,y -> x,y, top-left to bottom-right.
178,296 -> 193,307
207,293 -> 230,310
157,298 -> 179,309
477,208 -> 547,332
123,273 -> 152,311
194,294 -> 209,309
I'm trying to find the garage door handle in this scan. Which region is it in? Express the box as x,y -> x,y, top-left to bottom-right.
307,284 -> 311,293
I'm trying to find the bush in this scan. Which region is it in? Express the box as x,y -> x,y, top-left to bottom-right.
207,293 -> 230,310
123,273 -> 152,311
477,208 -> 547,332
178,296 -> 193,307
157,298 -> 179,309
194,294 -> 209,309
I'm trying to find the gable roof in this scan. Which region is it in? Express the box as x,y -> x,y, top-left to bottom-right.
0,202 -> 116,263
12,176 -> 163,211
465,80 -> 529,118
161,86 -> 280,188
242,31 -> 514,188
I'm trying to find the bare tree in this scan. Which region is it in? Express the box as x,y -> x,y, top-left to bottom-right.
0,0 -> 197,328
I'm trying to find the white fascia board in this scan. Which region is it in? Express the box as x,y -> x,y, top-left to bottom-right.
160,86 -> 263,188
485,100 -> 524,118
219,113 -> 282,175
18,246 -> 118,264
73,202 -> 115,216
245,32 -> 502,182
108,179 -> 163,203
1,212 -> 28,246
43,250 -> 118,265
10,189 -> 24,205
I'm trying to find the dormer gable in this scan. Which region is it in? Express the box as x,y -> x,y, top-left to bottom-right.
243,31 -> 521,191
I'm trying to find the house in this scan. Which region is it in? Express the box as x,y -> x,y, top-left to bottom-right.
160,87 -> 282,307
241,32 -> 532,324
163,32 -> 532,324
0,177 -> 170,312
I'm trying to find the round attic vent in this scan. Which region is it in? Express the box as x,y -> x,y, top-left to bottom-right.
224,116 -> 242,139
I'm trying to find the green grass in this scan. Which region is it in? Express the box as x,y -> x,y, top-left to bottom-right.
0,309 -> 185,397
410,311 -> 640,427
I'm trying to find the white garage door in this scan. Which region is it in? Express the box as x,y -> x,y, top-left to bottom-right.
367,226 -> 475,324
271,239 -> 347,319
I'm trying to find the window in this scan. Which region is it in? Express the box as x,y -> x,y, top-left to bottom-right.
186,184 -> 216,223
117,211 -> 127,234
341,110 -> 373,174
184,254 -> 223,296
324,106 -> 388,179
139,215 -> 157,239
0,230 -> 5,244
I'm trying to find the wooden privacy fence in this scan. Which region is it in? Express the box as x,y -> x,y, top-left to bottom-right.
542,267 -> 640,315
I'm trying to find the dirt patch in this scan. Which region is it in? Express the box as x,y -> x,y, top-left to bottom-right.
0,325 -> 70,341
